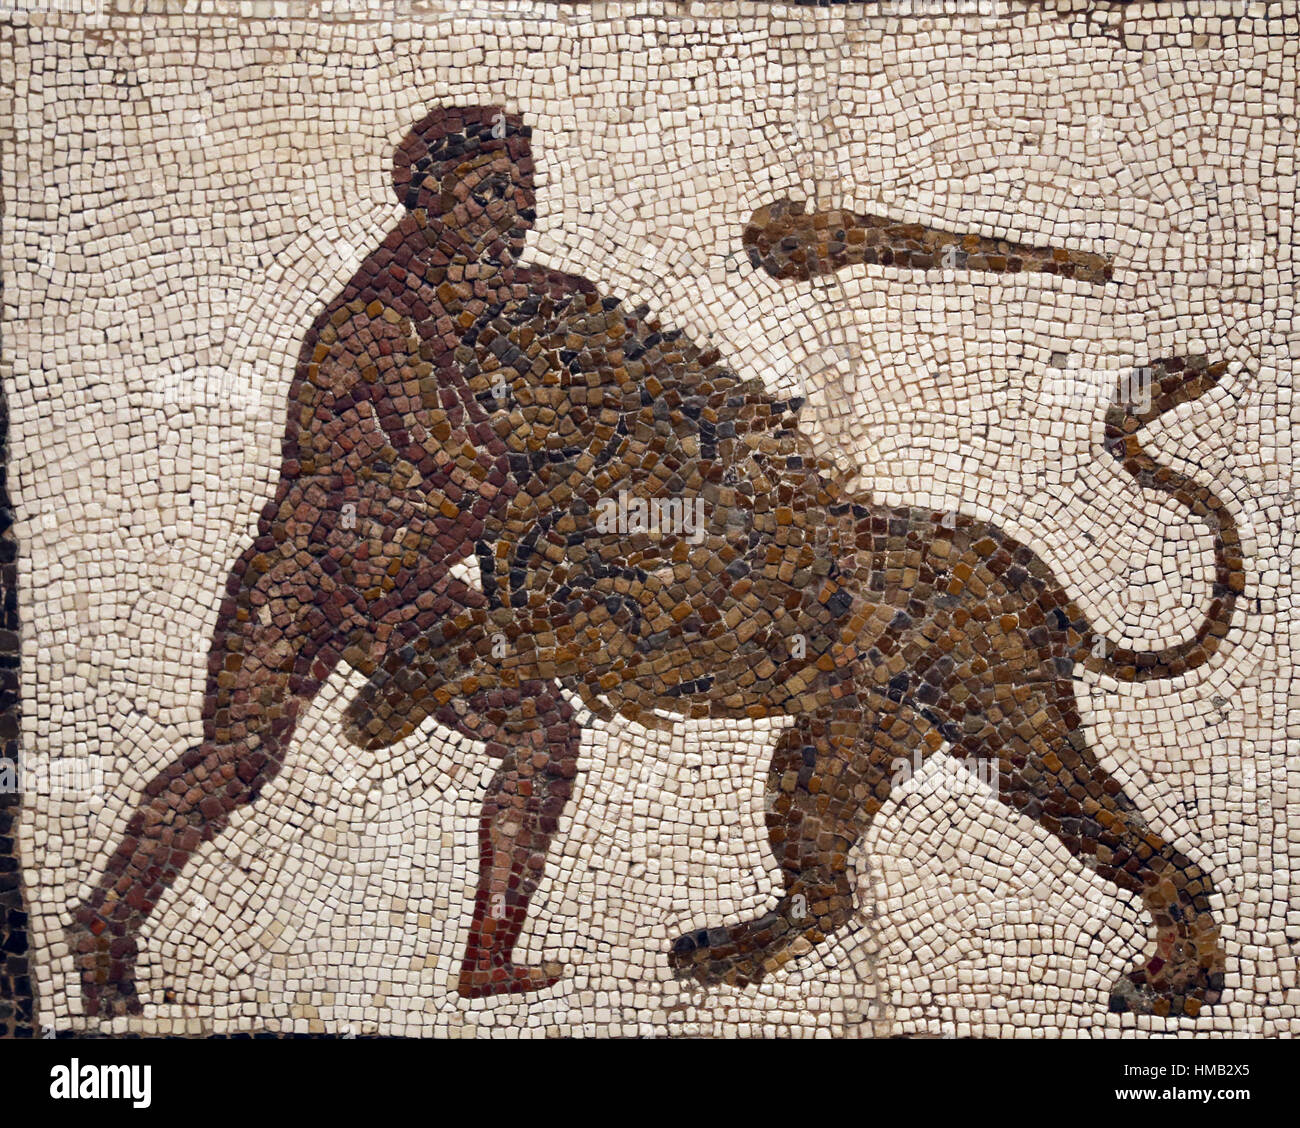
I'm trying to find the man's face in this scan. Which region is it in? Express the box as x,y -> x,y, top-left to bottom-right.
437,149 -> 532,260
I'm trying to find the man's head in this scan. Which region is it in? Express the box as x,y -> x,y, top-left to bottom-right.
392,105 -> 535,262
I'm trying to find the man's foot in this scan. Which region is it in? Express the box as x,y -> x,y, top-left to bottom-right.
456,959 -> 564,998
66,916 -> 143,1018
84,977 -> 144,1019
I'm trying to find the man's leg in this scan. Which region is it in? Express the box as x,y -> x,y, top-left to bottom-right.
69,534 -> 364,1016
346,629 -> 583,997
442,683 -> 581,996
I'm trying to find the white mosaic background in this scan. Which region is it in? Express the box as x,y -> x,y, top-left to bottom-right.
2,0 -> 1296,1035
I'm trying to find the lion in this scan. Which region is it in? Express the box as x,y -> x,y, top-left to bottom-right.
346,342 -> 1241,1018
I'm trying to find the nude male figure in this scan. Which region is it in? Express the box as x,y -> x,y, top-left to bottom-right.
71,106 -> 618,1012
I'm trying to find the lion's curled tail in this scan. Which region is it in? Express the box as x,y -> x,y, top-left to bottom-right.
1074,356 -> 1244,681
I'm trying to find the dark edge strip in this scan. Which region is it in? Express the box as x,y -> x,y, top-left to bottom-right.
0,153 -> 35,1039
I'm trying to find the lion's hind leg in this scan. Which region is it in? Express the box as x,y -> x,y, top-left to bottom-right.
972,674 -> 1225,1018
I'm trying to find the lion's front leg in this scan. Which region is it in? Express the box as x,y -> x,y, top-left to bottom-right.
670,695 -> 939,987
